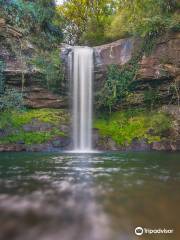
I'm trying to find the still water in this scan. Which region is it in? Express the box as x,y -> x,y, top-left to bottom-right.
0,152 -> 179,240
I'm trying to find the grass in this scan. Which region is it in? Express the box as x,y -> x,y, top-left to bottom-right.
0,109 -> 68,128
0,109 -> 69,145
94,109 -> 171,146
0,130 -> 65,145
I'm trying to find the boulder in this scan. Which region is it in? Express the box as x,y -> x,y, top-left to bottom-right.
93,38 -> 141,67
152,140 -> 180,151
0,144 -> 26,152
52,136 -> 71,148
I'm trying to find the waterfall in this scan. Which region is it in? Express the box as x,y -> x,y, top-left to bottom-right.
68,47 -> 94,152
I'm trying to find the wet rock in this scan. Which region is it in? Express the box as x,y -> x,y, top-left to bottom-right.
94,130 -> 125,152
59,124 -> 70,133
95,136 -> 151,152
26,143 -> 52,152
152,140 -> 180,151
52,136 -> 71,148
106,138 -> 120,151
1,135 -> 71,152
23,121 -> 52,132
94,38 -> 140,67
92,129 -> 100,148
0,144 -> 26,152
127,138 -> 151,151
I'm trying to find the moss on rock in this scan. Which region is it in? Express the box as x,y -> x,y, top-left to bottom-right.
94,109 -> 172,146
0,109 -> 69,145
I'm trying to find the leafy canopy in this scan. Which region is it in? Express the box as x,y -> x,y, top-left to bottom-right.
0,0 -> 62,41
57,0 -> 179,45
106,0 -> 180,39
56,0 -> 118,45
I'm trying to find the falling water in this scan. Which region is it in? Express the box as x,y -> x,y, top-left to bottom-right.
68,47 -> 94,152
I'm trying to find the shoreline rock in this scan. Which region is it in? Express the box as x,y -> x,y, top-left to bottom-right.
0,139 -> 180,153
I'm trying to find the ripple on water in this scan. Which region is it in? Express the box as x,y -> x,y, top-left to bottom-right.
0,152 -> 180,240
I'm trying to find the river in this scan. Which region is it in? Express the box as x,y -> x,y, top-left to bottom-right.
0,152 -> 179,240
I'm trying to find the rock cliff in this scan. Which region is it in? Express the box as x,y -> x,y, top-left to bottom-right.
0,18 -> 67,109
94,31 -> 180,107
1,19 -> 180,151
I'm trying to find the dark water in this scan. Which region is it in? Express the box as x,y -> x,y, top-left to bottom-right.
0,152 -> 180,240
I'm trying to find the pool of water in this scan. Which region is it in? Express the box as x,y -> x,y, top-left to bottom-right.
0,152 -> 179,240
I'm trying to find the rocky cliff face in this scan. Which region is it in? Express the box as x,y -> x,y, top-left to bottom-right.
93,37 -> 141,89
61,31 -> 179,107
94,31 -> 180,107
0,18 -> 67,109
92,32 -> 180,151
1,20 -> 180,152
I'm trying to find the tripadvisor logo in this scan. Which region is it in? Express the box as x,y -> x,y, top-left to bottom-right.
135,226 -> 174,236
135,227 -> 143,236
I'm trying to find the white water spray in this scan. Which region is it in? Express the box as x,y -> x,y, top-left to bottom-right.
68,47 -> 94,152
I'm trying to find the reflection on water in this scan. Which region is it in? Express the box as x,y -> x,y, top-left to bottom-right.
0,152 -> 180,240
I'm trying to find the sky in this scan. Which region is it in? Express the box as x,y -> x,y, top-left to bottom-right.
55,0 -> 64,5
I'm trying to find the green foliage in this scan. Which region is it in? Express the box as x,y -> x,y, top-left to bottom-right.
0,1 -> 64,112
0,109 -> 68,129
0,109 -> 68,145
80,20 -> 111,46
94,109 -> 171,146
0,130 -> 64,145
32,49 -> 64,93
106,0 -> 180,40
142,34 -> 159,56
0,0 -> 62,47
150,112 -> 171,135
144,89 -> 160,110
96,31 -> 170,113
1,0 -> 59,30
96,57 -> 139,113
57,0 -> 118,45
0,88 -> 24,111
57,0 -> 179,45
0,58 -> 5,95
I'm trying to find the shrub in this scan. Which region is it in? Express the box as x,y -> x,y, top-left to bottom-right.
31,49 -> 64,93
0,88 -> 24,111
96,58 -> 139,113
0,0 -> 62,46
0,109 -> 68,145
144,89 -> 160,110
149,113 -> 171,135
94,109 -> 171,146
106,0 -> 180,40
0,130 -> 65,145
0,58 -> 5,95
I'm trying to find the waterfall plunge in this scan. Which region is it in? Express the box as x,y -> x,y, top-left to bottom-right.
68,47 -> 94,152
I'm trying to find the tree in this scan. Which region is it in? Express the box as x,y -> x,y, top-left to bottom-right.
57,0 -> 118,45
0,0 -> 62,38
106,0 -> 180,39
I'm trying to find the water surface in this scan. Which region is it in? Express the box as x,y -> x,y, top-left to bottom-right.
0,152 -> 179,240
